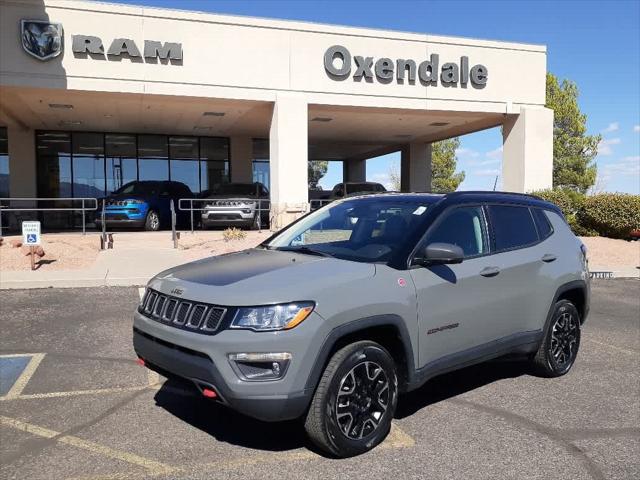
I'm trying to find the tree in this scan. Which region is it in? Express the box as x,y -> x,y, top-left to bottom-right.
546,73 -> 600,193
432,137 -> 465,193
308,161 -> 328,189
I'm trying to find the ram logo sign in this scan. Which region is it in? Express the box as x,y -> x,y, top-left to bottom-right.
21,20 -> 63,61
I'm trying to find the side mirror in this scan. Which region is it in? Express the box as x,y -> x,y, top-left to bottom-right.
416,242 -> 464,266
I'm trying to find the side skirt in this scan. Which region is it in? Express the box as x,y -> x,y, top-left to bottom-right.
408,330 -> 543,391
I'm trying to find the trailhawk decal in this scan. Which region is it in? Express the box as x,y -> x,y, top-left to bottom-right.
427,323 -> 460,335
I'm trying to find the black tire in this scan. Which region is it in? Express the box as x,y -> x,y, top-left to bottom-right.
304,341 -> 398,458
250,212 -> 261,230
531,299 -> 581,377
144,210 -> 160,231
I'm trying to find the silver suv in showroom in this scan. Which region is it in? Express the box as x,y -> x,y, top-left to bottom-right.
134,191 -> 589,457
201,182 -> 269,229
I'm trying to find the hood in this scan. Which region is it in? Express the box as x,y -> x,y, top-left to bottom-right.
149,248 -> 376,306
104,193 -> 149,202
205,194 -> 260,201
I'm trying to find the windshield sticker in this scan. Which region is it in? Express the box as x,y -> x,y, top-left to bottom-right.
413,206 -> 427,215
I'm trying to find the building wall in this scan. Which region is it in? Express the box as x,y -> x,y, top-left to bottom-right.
0,0 -> 547,114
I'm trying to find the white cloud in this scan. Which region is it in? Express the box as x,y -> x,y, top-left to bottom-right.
602,122 -> 619,133
455,147 -> 479,158
597,137 -> 621,156
474,168 -> 500,177
600,156 -> 640,176
486,146 -> 503,159
369,172 -> 394,190
468,158 -> 500,167
634,125 -> 640,133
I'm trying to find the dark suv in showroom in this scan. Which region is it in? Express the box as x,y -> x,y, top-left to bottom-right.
134,191 -> 589,457
96,180 -> 193,231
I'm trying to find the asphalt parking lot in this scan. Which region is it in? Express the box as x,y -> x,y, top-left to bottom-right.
1,279 -> 638,480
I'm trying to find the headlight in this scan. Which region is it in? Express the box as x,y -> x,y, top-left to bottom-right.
230,302 -> 314,331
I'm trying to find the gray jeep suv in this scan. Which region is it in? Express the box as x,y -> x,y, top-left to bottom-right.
133,191 -> 589,457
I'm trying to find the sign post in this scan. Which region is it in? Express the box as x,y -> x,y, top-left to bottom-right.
22,221 -> 41,271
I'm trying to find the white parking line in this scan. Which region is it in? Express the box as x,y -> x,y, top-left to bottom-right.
0,415 -> 174,476
2,353 -> 45,400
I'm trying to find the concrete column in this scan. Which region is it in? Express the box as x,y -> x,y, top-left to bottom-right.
7,126 -> 36,197
230,136 -> 253,183
400,142 -> 432,192
343,159 -> 366,182
502,107 -> 553,192
269,94 -> 309,229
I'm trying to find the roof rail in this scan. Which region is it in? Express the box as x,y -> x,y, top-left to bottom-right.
444,190 -> 542,200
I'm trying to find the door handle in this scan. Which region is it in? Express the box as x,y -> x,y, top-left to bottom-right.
480,266 -> 500,277
541,253 -> 557,263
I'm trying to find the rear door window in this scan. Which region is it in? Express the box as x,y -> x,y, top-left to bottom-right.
488,205 -> 539,251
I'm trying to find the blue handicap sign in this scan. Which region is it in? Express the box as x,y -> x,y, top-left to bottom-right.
27,234 -> 37,243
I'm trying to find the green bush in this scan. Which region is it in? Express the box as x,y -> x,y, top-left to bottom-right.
577,193 -> 640,239
222,227 -> 247,242
532,188 -> 584,216
531,188 -> 597,236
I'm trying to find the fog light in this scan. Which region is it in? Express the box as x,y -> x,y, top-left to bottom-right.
228,353 -> 291,381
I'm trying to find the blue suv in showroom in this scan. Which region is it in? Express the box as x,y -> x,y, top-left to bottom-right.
96,181 -> 194,231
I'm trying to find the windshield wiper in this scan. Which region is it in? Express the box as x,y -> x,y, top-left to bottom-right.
275,246 -> 334,258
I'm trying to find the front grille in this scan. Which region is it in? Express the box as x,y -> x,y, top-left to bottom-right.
139,289 -> 227,335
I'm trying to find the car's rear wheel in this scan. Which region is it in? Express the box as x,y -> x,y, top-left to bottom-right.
144,210 -> 160,231
531,299 -> 581,377
304,341 -> 398,458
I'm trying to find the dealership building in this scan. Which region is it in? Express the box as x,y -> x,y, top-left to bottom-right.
0,0 -> 552,228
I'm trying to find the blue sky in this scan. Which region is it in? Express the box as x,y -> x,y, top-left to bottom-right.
112,0 -> 640,193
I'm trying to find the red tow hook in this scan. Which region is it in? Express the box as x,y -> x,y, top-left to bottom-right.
136,358 -> 145,367
202,388 -> 217,399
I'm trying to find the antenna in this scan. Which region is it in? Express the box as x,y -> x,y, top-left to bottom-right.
493,175 -> 499,191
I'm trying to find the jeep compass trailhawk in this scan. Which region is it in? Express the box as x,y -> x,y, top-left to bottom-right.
133,192 -> 590,457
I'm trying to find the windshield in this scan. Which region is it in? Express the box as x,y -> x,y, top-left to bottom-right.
265,197 -> 435,263
215,184 -> 257,196
113,182 -> 160,195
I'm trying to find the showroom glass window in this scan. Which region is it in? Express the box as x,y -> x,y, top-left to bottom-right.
138,135 -> 169,181
169,136 -> 199,193
36,131 -> 73,199
72,132 -> 105,197
200,137 -> 230,194
36,132 -> 230,201
0,127 -> 8,197
105,134 -> 137,193
252,138 -> 270,188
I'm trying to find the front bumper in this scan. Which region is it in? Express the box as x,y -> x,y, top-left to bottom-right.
202,208 -> 255,226
96,206 -> 148,227
132,309 -> 323,422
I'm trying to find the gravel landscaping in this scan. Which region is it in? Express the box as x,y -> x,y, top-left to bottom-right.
1,231 -> 637,274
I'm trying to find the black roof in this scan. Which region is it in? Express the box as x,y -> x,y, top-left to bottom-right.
342,190 -> 562,214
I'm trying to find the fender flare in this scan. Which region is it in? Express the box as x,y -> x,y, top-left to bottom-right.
542,279 -> 589,336
304,314 -> 417,393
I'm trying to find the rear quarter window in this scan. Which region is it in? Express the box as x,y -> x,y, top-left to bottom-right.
488,204 -> 539,251
532,208 -> 553,240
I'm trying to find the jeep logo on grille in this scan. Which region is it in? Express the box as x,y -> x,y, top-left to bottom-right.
170,288 -> 184,296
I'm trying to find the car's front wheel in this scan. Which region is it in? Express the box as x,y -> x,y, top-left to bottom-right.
144,210 -> 160,231
304,341 -> 398,458
531,299 -> 581,377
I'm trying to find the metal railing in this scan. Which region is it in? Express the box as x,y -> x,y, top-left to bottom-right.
309,198 -> 333,211
177,198 -> 272,233
0,197 -> 99,235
